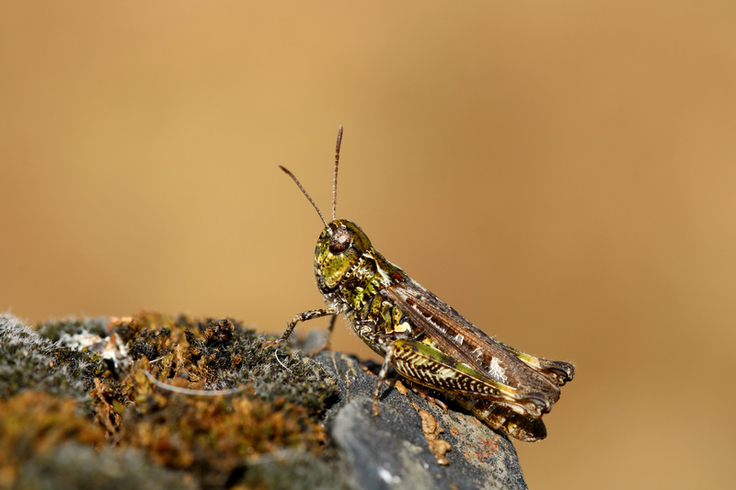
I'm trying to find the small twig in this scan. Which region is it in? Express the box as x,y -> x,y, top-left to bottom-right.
275,350 -> 292,372
141,369 -> 248,396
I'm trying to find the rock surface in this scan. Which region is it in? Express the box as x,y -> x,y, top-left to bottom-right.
0,313 -> 528,490
314,350 -> 528,490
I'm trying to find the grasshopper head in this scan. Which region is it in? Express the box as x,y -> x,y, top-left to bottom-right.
280,127 -> 373,294
314,219 -> 372,293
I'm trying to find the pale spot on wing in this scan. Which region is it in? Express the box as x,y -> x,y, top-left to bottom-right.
489,357 -> 508,383
413,304 -> 447,334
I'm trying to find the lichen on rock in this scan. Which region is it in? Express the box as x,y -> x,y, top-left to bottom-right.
0,312 -> 528,490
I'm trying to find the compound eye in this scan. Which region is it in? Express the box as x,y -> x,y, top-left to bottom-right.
329,227 -> 351,254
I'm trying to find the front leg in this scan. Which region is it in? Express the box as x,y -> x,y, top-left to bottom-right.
371,342 -> 396,417
262,307 -> 339,348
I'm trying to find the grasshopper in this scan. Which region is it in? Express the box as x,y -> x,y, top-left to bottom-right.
264,127 -> 574,442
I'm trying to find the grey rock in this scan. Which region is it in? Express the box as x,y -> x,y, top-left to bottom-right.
0,314 -> 101,400
0,313 -> 528,490
315,351 -> 528,490
15,443 -> 197,490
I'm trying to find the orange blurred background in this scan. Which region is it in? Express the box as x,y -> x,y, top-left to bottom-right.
1,2 -> 734,488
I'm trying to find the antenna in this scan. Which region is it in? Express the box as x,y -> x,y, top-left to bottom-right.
279,165 -> 328,228
332,125 -> 343,221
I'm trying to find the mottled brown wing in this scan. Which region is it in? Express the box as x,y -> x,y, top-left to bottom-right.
381,279 -> 562,407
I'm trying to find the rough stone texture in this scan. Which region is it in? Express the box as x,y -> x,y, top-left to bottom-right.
15,444 -> 197,490
314,350 -> 528,490
0,314 -> 528,490
0,315 -> 103,401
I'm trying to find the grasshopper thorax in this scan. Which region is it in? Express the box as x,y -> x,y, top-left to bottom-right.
314,219 -> 372,293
